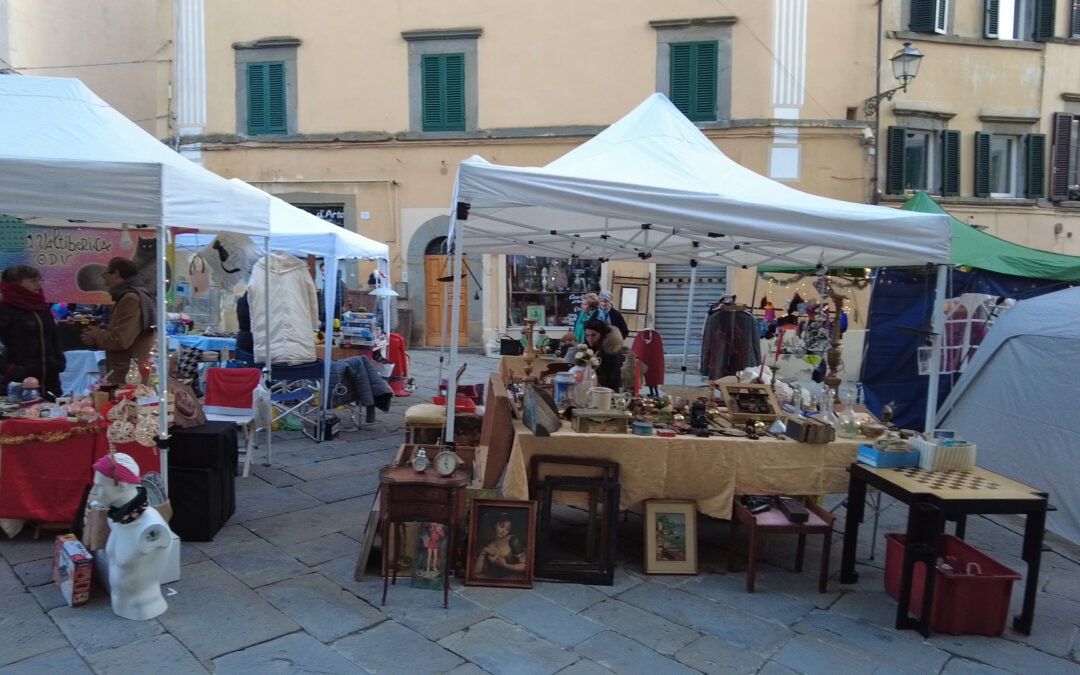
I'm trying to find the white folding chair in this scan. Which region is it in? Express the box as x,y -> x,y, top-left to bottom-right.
203,367 -> 262,477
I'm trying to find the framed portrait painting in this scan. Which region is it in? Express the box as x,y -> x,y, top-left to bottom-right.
526,304 -> 546,325
465,499 -> 537,588
643,500 -> 699,575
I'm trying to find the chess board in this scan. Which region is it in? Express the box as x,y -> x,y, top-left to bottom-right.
890,467 -> 1001,490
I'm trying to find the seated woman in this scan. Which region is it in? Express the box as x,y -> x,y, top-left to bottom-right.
583,318 -> 624,392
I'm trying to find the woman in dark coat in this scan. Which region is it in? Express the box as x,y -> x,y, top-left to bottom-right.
597,290 -> 629,339
0,265 -> 65,398
583,318 -> 624,392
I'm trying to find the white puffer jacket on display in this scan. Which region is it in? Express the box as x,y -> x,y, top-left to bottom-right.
248,252 -> 319,364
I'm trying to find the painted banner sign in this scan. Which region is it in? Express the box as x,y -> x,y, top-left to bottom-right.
0,225 -> 162,304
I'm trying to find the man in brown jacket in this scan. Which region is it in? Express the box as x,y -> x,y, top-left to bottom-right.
81,257 -> 156,384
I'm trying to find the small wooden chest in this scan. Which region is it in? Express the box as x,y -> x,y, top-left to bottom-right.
571,409 -> 630,434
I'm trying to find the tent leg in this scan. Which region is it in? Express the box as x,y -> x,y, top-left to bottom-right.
925,264 -> 948,432
444,181 -> 464,446
264,236 -> 273,466
156,226 -> 170,484
680,263 -> 698,386
321,257 -> 338,440
436,254 -> 451,391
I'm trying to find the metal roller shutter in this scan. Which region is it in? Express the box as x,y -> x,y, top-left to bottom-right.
654,265 -> 727,361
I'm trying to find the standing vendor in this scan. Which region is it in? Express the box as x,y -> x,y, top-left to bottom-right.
0,265 -> 65,399
81,257 -> 156,385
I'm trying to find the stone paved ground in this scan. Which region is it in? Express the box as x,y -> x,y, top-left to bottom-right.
2,348 -> 1079,674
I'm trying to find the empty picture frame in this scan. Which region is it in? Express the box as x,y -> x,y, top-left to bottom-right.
536,477 -> 620,585
643,499 -> 699,575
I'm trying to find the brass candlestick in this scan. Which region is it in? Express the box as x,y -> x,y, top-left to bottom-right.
522,317 -> 539,382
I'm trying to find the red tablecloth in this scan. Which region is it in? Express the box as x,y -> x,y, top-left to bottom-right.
0,418 -> 161,523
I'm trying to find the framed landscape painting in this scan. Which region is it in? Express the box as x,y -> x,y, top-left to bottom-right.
643,499 -> 698,575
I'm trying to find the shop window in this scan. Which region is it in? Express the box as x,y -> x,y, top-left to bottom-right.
984,0 -> 1056,41
1050,112 -> 1080,201
506,256 -> 602,328
910,0 -> 949,34
885,127 -> 960,195
974,132 -> 1045,198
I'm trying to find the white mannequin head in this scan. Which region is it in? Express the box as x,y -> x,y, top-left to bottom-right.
91,452 -> 141,508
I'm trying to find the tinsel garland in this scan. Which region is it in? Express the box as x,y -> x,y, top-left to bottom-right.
0,423 -> 103,445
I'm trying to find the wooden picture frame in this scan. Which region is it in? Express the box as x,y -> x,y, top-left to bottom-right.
526,304 -> 546,324
716,382 -> 782,424
643,499 -> 699,575
465,499 -> 537,588
536,477 -> 620,585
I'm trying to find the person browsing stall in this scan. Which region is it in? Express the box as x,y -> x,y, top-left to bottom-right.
597,290 -> 629,339
583,318 -> 624,391
81,257 -> 156,385
573,293 -> 600,344
0,265 -> 65,399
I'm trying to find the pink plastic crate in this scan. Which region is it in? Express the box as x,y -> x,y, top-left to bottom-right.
884,533 -> 1021,636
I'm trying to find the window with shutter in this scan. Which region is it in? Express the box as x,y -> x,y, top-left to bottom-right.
941,130 -> 961,196
886,126 -> 907,195
911,0 -> 948,33
246,61 -> 287,136
974,132 -> 992,197
1035,0 -> 1056,40
985,0 -> 1000,37
1073,0 -> 1080,37
421,53 -> 466,132
1050,113 -> 1078,201
669,41 -> 717,122
1025,133 -> 1046,198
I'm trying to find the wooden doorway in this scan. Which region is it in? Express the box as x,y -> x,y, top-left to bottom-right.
425,254 -> 468,346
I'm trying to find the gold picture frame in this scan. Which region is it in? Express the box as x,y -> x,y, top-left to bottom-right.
643,499 -> 699,575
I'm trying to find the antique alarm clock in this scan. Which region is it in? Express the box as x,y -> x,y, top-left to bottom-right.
433,448 -> 460,477
410,449 -> 430,472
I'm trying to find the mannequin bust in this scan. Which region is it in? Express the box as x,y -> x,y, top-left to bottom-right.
90,452 -> 171,621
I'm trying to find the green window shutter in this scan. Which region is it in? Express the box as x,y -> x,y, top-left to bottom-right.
941,130 -> 961,196
1025,133 -> 1047,198
1035,0 -> 1056,41
266,62 -> 287,134
984,0 -> 999,38
974,132 -> 992,197
1072,0 -> 1080,37
669,44 -> 692,117
886,126 -> 907,195
910,0 -> 936,32
669,42 -> 717,122
422,53 -> 466,132
247,61 -> 286,135
247,63 -> 267,135
1050,113 -> 1075,200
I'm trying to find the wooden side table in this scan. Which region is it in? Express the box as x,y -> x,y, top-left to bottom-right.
379,465 -> 468,608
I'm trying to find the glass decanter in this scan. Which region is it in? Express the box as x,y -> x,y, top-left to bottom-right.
818,386 -> 838,427
835,389 -> 860,438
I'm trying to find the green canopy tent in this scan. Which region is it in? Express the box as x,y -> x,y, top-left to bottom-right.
900,191 -> 1080,280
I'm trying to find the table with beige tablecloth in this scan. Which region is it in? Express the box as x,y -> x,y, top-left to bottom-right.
502,421 -> 861,520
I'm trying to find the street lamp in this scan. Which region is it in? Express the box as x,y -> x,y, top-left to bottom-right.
864,42 -> 924,117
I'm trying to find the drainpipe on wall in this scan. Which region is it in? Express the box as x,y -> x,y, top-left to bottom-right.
871,0 -> 884,205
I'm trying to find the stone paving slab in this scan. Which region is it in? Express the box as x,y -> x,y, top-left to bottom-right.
768,634 -> 885,673
206,539 -> 308,588
280,451 -> 390,482
12,558 -> 53,587
230,480 -> 323,523
573,629 -> 700,675
179,542 -> 209,566
793,610 -> 951,673
0,647 -> 91,674
672,634 -> 768,674
154,560 -> 298,660
49,596 -> 164,656
335,620 -> 464,673
0,535 -> 55,566
940,658 -> 1014,674
251,467 -> 302,487
681,572 -> 819,626
494,591 -> 606,648
83,634 -> 206,675
257,572 -> 386,642
0,561 -> 20,595
438,617 -> 576,675
928,633 -> 1080,675
214,632 -> 360,674
243,496 -> 368,547
279,532 -> 360,567
0,593 -> 71,667
618,582 -> 794,654
190,523 -> 261,556
556,659 -> 616,674
28,582 -> 67,612
530,580 -> 607,612
581,598 -> 698,655
293,466 -> 381,503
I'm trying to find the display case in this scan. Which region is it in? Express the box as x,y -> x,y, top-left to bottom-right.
507,255 -> 602,327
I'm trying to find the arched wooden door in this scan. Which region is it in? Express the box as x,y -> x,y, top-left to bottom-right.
425,254 -> 468,346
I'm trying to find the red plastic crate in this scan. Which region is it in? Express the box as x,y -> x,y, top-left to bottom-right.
884,533 -> 1021,636
431,396 -> 477,414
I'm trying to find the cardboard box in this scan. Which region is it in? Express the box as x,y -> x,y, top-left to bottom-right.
857,443 -> 920,468
53,534 -> 93,607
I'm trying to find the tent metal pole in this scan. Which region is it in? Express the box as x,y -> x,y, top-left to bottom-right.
156,226 -> 169,484
437,254 -> 451,390
264,236 -> 273,466
321,256 -> 337,427
680,263 -> 698,386
444,179 -> 464,446
925,263 -> 948,432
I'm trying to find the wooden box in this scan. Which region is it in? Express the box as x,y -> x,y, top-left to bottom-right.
784,416 -> 836,444
717,382 -> 782,424
571,409 -> 630,434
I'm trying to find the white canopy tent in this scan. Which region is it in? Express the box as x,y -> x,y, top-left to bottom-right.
938,286 -> 1080,545
0,75 -> 273,470
178,180 -> 391,459
443,93 -> 953,440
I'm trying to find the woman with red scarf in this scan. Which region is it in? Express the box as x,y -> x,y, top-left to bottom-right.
0,265 -> 65,399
